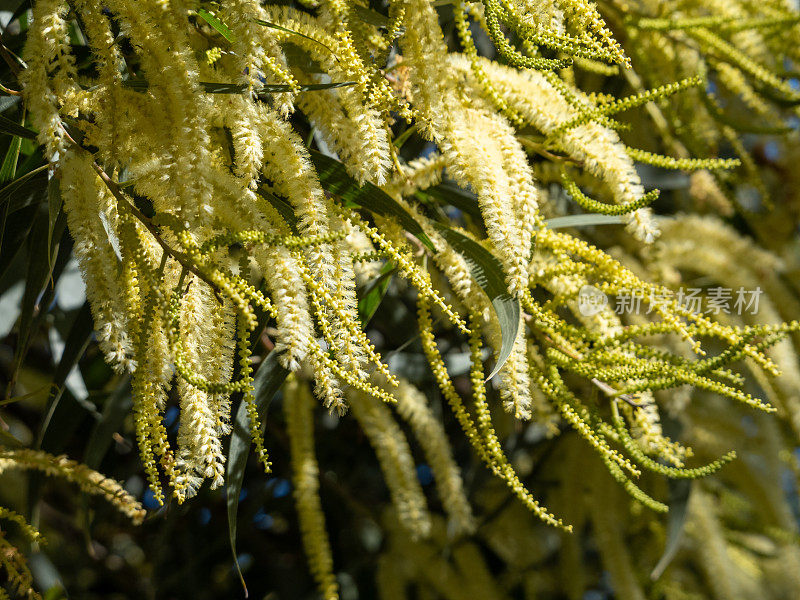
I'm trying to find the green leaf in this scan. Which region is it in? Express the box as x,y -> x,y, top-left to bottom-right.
0,113 -> 26,254
635,164 -> 690,191
3,0 -> 27,24
358,262 -> 394,325
0,135 -> 22,183
0,95 -> 21,113
0,385 -> 53,407
0,205 -> 37,282
651,479 -> 692,580
11,206 -> 67,388
432,225 -> 520,381
0,164 -> 49,211
0,427 -> 24,448
197,9 -> 234,43
0,167 -> 49,281
0,113 -> 36,139
84,376 -> 132,469
47,177 -> 63,273
253,18 -> 335,55
29,552 -> 65,598
308,150 -> 436,252
259,82 -> 356,94
226,350 -> 290,596
417,183 -> 483,221
392,123 -> 418,150
35,302 -> 94,449
544,214 -> 625,229
282,44 -> 325,74
258,186 -> 298,232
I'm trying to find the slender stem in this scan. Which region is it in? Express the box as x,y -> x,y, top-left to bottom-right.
88,161 -> 221,294
61,125 -> 224,296
0,82 -> 22,96
517,135 -> 584,165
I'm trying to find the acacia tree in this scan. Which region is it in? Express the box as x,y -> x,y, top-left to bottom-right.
2,0 -> 800,598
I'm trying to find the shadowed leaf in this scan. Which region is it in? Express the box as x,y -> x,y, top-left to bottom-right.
432,225 -> 520,381
0,114 -> 36,139
358,263 -> 395,325
651,479 -> 692,580
36,302 -> 94,449
309,150 -> 436,252
226,350 -> 290,596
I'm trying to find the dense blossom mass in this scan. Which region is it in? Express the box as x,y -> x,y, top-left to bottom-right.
3,0 -> 800,598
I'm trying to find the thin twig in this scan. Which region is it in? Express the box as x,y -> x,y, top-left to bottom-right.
517,135 -> 585,166
539,332 -> 647,407
91,163 -> 222,293
0,82 -> 21,96
61,128 -> 225,296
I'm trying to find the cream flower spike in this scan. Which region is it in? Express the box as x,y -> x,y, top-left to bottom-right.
449,54 -> 660,243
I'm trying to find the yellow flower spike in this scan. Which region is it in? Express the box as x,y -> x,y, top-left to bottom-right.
295,250 -> 396,385
418,298 -> 570,531
284,377 -> 340,600
237,311 -> 272,474
391,378 -> 477,535
0,449 -> 146,524
0,508 -> 44,545
348,210 -> 469,333
455,3 -> 526,128
347,388 -> 433,540
219,0 -> 299,115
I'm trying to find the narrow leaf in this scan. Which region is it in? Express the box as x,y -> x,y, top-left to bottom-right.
0,96 -> 21,112
0,114 -> 36,139
47,177 -> 62,273
417,183 -> 482,220
258,187 -> 298,231
358,263 -> 394,325
0,169 -> 48,275
253,18 -> 335,54
0,165 -> 49,210
197,9 -> 234,43
0,112 -> 25,256
256,81 -> 355,93
98,206 -> 122,262
36,302 -> 94,449
351,5 -> 391,28
13,207 -> 66,381
0,385 -> 53,407
282,45 -> 324,73
0,427 -> 24,447
0,135 -> 22,183
651,479 -> 692,580
308,150 -> 436,252
122,80 -> 354,94
226,350 -> 290,596
84,376 -> 132,469
0,204 -> 37,281
544,214 -> 624,229
432,225 -> 520,381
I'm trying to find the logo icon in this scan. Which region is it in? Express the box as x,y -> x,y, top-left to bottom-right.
578,285 -> 608,316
